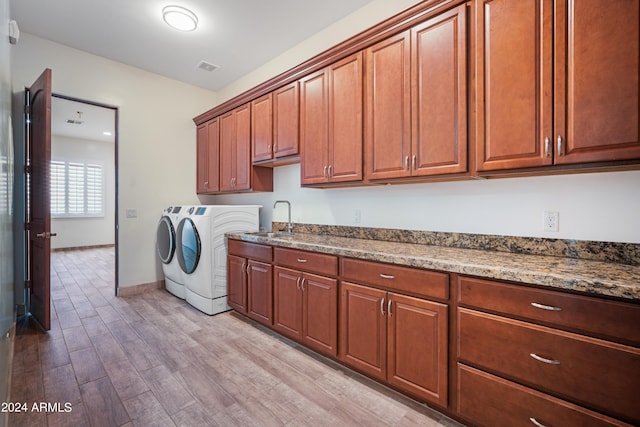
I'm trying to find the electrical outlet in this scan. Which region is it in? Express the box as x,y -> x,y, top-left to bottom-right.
126,209 -> 137,219
354,209 -> 362,224
543,211 -> 559,232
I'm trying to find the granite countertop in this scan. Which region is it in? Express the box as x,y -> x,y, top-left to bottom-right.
227,231 -> 640,301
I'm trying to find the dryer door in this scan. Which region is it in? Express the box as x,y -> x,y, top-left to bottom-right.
177,217 -> 201,274
156,216 -> 175,264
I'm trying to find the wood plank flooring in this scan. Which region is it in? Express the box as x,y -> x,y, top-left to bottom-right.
10,247 -> 463,427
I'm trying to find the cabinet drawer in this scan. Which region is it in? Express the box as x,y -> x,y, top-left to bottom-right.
341,258 -> 448,300
275,247 -> 337,276
228,239 -> 272,262
457,364 -> 631,427
458,276 -> 640,346
458,308 -> 640,423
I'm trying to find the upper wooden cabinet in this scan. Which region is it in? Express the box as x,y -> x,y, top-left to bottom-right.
252,82 -> 300,164
300,52 -> 363,185
476,0 -> 640,172
365,4 -> 468,181
196,118 -> 220,194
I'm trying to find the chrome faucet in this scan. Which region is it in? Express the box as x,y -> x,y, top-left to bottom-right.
273,200 -> 292,234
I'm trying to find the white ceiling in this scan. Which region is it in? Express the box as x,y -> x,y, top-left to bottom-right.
10,0 -> 374,92
51,97 -> 116,143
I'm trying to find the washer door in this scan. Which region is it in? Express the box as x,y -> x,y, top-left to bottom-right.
177,217 -> 201,274
156,216 -> 175,264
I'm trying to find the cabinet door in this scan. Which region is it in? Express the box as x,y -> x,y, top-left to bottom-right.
219,110 -> 236,192
197,119 -> 220,194
554,0 -> 640,164
247,260 -> 273,326
328,52 -> 363,183
234,103 -> 252,190
227,255 -> 247,313
251,93 -> 273,162
364,31 -> 411,180
388,293 -> 448,407
411,5 -> 467,176
273,266 -> 303,340
300,70 -> 329,184
273,82 -> 300,158
302,272 -> 338,357
475,0 -> 553,171
339,282 -> 387,381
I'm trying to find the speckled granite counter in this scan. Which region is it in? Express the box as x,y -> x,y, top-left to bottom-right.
227,229 -> 640,302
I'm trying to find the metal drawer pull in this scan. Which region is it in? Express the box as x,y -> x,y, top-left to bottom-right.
544,137 -> 550,157
380,298 -> 385,315
296,276 -> 301,291
296,258 -> 307,263
387,300 -> 392,317
379,274 -> 395,280
557,135 -> 563,156
530,353 -> 560,365
529,417 -> 548,427
531,302 -> 562,311
300,278 -> 306,292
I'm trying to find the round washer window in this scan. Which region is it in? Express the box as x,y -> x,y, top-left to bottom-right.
156,216 -> 175,264
177,218 -> 201,274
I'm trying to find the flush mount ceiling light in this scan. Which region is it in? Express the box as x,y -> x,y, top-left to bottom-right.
162,5 -> 198,32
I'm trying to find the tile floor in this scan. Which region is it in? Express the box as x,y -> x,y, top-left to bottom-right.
9,247 -> 463,426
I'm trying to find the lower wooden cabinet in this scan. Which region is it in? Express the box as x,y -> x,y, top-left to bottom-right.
274,266 -> 338,357
340,281 -> 448,407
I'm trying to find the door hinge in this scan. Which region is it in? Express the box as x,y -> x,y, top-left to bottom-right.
24,222 -> 31,231
24,164 -> 32,174
25,280 -> 32,289
24,105 -> 31,115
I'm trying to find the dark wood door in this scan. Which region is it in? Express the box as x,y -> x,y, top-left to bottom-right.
227,255 -> 247,313
475,0 -> 553,171
339,282 -> 387,381
273,82 -> 299,158
302,272 -> 337,357
234,103 -> 251,190
411,4 -> 467,176
554,0 -> 640,164
219,110 -> 235,192
28,68 -> 53,330
196,118 -> 219,194
246,260 -> 273,326
364,31 -> 411,180
328,52 -> 363,183
251,94 -> 273,162
387,293 -> 448,407
273,266 -> 302,339
300,70 -> 329,184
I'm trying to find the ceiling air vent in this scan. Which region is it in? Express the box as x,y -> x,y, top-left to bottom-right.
197,61 -> 219,72
66,119 -> 83,125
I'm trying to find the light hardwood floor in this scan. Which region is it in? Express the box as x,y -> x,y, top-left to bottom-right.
10,247 -> 463,427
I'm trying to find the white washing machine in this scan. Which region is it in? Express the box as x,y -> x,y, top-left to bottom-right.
156,205 -> 187,298
176,205 -> 260,315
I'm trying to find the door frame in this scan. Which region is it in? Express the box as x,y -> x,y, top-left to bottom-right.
50,93 -> 120,294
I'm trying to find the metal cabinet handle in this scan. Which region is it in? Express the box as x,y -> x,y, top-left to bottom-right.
328,165 -> 332,177
387,300 -> 392,317
529,417 -> 548,427
267,144 -> 271,153
380,298 -> 385,315
323,165 -> 327,178
296,258 -> 307,263
241,262 -> 246,274
530,353 -> 560,365
379,273 -> 395,280
531,302 -> 562,312
273,144 -> 277,153
300,278 -> 305,292
36,232 -> 57,239
557,135 -> 563,156
411,155 -> 416,170
296,276 -> 301,291
404,156 -> 409,170
544,137 -> 550,157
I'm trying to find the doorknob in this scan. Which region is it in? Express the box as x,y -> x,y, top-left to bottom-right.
35,232 -> 57,239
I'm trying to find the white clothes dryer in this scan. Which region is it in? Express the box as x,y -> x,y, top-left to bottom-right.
156,205 -> 187,298
176,205 -> 260,315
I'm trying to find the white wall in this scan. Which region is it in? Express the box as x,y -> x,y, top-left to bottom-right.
12,33 -> 216,289
50,135 -> 116,249
215,165 -> 640,244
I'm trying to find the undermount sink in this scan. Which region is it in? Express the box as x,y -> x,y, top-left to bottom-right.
251,231 -> 294,238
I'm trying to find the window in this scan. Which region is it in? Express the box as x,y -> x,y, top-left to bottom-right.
50,160 -> 104,217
